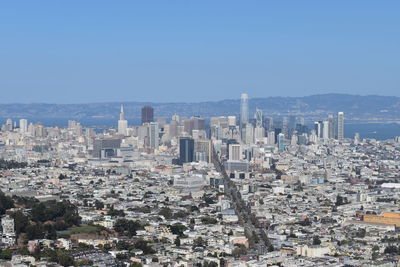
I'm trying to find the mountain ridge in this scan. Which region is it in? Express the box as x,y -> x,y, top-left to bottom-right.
0,94 -> 399,123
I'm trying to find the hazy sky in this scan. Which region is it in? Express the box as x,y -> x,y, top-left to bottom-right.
1,1 -> 399,103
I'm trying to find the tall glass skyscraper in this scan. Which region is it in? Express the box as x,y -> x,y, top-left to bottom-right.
278,133 -> 285,152
255,108 -> 263,128
328,114 -> 337,139
240,93 -> 249,127
337,112 -> 344,140
141,106 -> 154,125
179,137 -> 194,165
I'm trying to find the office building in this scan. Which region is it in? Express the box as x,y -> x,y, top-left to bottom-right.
228,144 -> 242,161
288,115 -> 296,137
228,116 -> 236,127
2,119 -> 13,132
337,112 -> 344,140
168,119 -> 179,139
267,131 -> 275,146
1,215 -> 15,246
278,133 -> 285,152
282,117 -> 288,137
194,139 -> 212,163
149,122 -> 159,149
179,137 -> 194,164
328,114 -> 336,139
210,116 -> 229,128
183,116 -> 205,136
118,105 -> 128,136
19,119 -> 28,133
274,128 -> 282,144
254,127 -> 265,142
263,117 -> 273,131
354,132 -> 360,145
92,138 -> 121,158
240,93 -> 249,127
322,120 -> 329,140
314,121 -> 323,138
255,108 -> 263,128
141,106 -> 154,124
244,123 -> 254,144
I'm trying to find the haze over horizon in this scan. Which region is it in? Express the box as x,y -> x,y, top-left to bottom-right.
1,1 -> 399,103
0,93 -> 399,105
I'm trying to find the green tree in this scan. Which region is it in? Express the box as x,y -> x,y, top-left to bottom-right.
57,251 -> 74,267
0,191 -> 14,215
232,245 -> 247,258
313,236 -> 322,245
44,224 -> 57,240
134,239 -> 155,254
203,261 -> 218,267
158,207 -> 172,219
31,200 -> 80,227
0,249 -> 12,260
384,245 -> 399,254
108,206 -> 125,217
169,223 -> 187,237
201,216 -> 217,224
10,211 -> 29,235
173,210 -> 188,219
193,237 -> 205,248
114,219 -> 143,237
94,200 -> 104,210
26,224 -> 45,240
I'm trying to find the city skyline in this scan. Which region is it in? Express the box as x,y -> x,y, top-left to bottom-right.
1,2 -> 400,266
0,93 -> 399,265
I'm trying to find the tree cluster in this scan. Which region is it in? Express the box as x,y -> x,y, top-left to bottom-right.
114,219 -> 144,237
384,245 -> 400,255
31,200 -> 81,228
0,159 -> 27,170
0,191 -> 14,215
4,197 -> 81,242
335,195 -> 350,206
116,240 -> 155,255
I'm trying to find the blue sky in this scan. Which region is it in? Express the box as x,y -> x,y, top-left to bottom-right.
0,1 -> 399,103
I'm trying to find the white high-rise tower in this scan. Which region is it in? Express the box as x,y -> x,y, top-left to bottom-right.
19,119 -> 28,133
240,93 -> 249,126
323,120 -> 329,140
118,105 -> 128,136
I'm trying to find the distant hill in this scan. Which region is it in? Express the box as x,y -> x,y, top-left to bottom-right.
1,94 -> 399,125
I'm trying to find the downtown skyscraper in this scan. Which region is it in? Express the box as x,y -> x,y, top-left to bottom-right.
240,93 -> 249,127
117,105 -> 128,136
141,106 -> 154,125
337,112 -> 344,140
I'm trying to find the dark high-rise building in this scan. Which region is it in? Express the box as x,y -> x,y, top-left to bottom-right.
179,137 -> 194,165
295,123 -> 308,135
141,106 -> 154,124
